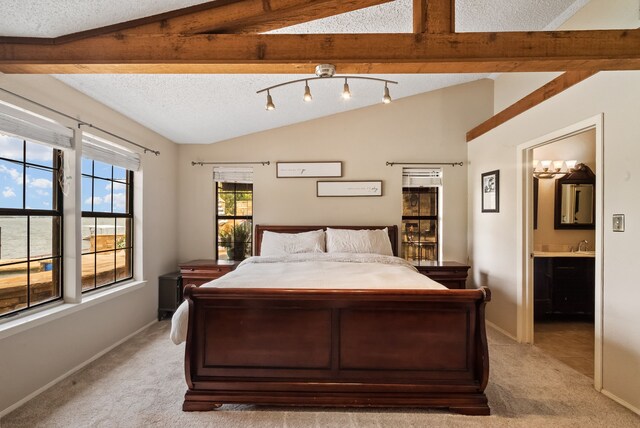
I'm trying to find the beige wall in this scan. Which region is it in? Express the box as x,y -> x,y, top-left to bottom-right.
177,79 -> 493,264
469,73 -> 640,415
533,129 -> 596,251
0,74 -> 179,414
468,0 -> 640,412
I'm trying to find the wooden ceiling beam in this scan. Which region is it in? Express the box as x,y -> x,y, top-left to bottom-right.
118,0 -> 397,36
0,0 -> 396,46
466,71 -> 598,142
1,30 -> 639,74
414,0 -> 455,34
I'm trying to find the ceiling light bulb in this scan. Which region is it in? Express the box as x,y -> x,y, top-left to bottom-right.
565,160 -> 578,170
382,83 -> 392,104
265,91 -> 275,111
303,81 -> 312,102
553,160 -> 564,171
532,159 -> 540,171
540,160 -> 552,171
342,79 -> 351,99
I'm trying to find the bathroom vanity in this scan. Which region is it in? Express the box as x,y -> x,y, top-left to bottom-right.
534,253 -> 595,319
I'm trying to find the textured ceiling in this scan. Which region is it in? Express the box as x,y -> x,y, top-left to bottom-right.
0,0 -> 589,144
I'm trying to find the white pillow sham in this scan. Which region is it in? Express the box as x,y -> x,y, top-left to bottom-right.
325,227 -> 394,256
260,229 -> 326,256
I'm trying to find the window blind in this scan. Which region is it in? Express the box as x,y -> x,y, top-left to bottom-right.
0,101 -> 73,149
213,167 -> 253,183
402,167 -> 443,187
82,134 -> 141,172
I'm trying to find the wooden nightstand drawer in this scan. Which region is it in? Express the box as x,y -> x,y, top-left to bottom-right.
413,261 -> 470,289
179,260 -> 240,286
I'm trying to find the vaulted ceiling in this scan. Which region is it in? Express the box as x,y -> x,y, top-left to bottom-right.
0,0 -> 626,144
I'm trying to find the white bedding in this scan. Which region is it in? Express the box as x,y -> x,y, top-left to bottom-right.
169,253 -> 446,344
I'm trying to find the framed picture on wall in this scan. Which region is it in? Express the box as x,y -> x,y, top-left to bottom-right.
481,170 -> 500,213
276,161 -> 342,178
317,180 -> 383,197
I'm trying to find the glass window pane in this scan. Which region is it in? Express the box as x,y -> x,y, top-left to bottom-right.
419,189 -> 437,216
82,217 -> 96,254
0,135 -> 23,161
116,248 -> 131,281
92,178 -> 112,212
403,191 -> 420,216
30,216 -> 60,259
81,176 -> 93,211
96,218 -> 116,251
25,141 -> 53,167
218,192 -> 235,216
25,166 -> 53,210
93,161 -> 112,179
82,254 -> 95,290
236,192 -> 252,216
0,262 -> 28,315
116,218 -> 130,249
113,166 -> 126,181
0,216 -> 27,263
30,258 -> 60,305
0,159 -> 24,209
112,181 -> 127,214
81,158 -> 93,175
95,251 -> 115,287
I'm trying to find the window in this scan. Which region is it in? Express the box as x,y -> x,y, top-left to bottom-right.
401,168 -> 442,262
215,168 -> 253,261
0,135 -> 63,316
81,158 -> 133,291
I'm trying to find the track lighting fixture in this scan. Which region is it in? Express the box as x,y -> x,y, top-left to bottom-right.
303,81 -> 312,102
257,64 -> 397,111
383,82 -> 392,104
265,90 -> 275,111
342,79 -> 352,99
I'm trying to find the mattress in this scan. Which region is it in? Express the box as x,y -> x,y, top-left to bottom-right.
170,252 -> 446,344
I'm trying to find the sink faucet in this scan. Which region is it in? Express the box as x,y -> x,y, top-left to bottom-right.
578,240 -> 588,252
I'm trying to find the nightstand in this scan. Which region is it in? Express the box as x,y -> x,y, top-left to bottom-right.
412,261 -> 470,289
179,259 -> 241,287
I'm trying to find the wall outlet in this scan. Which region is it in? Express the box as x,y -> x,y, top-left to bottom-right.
613,214 -> 625,232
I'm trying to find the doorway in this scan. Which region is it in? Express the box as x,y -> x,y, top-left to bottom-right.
531,129 -> 596,379
517,115 -> 603,390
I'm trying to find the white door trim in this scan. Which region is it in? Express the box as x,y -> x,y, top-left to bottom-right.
515,114 -> 604,391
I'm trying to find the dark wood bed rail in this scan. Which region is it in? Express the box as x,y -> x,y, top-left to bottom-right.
182,285 -> 491,415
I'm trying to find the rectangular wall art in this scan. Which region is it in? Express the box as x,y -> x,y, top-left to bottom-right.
317,180 -> 383,197
276,161 -> 342,178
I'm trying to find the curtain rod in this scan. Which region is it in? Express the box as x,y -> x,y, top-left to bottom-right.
191,161 -> 271,166
386,161 -> 464,167
0,87 -> 160,156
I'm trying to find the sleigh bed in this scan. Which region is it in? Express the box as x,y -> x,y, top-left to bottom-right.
175,225 -> 491,415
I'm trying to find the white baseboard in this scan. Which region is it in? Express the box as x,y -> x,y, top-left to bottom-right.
0,320 -> 157,419
486,320 -> 519,342
601,389 -> 640,416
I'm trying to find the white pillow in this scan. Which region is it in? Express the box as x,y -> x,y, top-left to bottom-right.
260,229 -> 326,256
325,227 -> 394,256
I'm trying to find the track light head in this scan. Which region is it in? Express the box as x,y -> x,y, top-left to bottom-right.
303,81 -> 312,102
382,83 -> 392,104
342,79 -> 351,99
265,91 -> 275,111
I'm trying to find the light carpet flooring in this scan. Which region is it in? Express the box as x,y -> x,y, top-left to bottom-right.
2,321 -> 639,427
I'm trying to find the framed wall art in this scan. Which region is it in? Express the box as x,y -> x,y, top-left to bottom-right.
481,170 -> 500,213
317,180 -> 383,197
276,161 -> 342,178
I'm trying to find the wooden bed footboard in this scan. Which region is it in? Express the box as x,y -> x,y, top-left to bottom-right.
182,285 -> 491,416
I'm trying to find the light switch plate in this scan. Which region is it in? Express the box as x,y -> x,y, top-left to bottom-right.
613,214 -> 625,232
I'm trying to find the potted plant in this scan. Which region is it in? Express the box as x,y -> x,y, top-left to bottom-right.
219,222 -> 251,260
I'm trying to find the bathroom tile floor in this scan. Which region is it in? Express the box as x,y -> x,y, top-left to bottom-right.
534,320 -> 594,378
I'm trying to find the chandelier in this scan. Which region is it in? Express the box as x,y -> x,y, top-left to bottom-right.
257,64 -> 398,111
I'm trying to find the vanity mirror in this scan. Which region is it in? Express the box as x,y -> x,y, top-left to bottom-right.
554,163 -> 595,229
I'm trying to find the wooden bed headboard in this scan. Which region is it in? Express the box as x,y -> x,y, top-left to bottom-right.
254,225 -> 399,257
